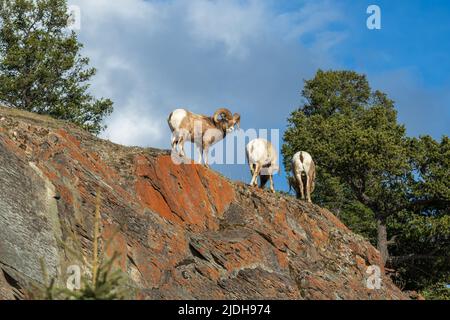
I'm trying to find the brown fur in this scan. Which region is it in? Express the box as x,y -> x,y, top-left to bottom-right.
168,108 -> 240,167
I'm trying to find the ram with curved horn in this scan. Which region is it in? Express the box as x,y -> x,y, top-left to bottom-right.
167,107 -> 240,167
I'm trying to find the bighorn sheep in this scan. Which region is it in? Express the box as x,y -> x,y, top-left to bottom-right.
291,151 -> 316,203
246,138 -> 279,193
167,108 -> 240,167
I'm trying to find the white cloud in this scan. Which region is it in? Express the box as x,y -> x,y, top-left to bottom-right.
70,0 -> 346,149
103,108 -> 164,147
186,0 -> 267,58
277,0 -> 343,40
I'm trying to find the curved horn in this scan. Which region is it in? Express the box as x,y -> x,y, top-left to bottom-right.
213,108 -> 232,123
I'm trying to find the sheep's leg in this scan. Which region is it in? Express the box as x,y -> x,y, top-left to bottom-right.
254,164 -> 262,187
306,174 -> 312,203
296,172 -> 305,200
250,163 -> 255,176
171,133 -> 180,156
179,137 -> 186,158
171,135 -> 177,153
250,166 -> 257,186
250,164 -> 260,187
249,164 -> 255,185
250,163 -> 255,186
203,144 -> 210,168
269,175 -> 275,193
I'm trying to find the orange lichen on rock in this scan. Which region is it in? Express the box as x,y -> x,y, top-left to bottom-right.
0,106 -> 410,300
133,154 -> 235,230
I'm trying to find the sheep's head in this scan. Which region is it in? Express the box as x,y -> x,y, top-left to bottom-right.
213,108 -> 240,133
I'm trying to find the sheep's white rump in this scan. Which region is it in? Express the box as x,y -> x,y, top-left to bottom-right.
291,151 -> 315,203
246,139 -> 276,169
246,138 -> 278,192
292,151 -> 313,175
168,109 -> 188,131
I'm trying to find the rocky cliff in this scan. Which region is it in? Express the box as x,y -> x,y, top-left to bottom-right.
0,106 -> 409,300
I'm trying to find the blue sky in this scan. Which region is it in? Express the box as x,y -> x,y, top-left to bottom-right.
70,0 -> 449,192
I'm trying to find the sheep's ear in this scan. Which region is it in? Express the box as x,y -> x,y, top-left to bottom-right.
233,113 -> 241,128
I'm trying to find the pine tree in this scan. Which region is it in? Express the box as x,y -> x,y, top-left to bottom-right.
0,0 -> 113,134
283,70 -> 449,297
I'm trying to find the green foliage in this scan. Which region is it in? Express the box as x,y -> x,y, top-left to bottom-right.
421,282 -> 450,300
283,69 -> 449,298
391,136 -> 450,298
283,70 -> 410,217
338,201 -> 378,244
389,213 -> 450,292
35,251 -> 130,300
408,135 -> 450,211
0,0 -> 113,134
301,69 -> 370,117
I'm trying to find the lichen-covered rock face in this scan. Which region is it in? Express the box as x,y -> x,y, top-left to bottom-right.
0,106 -> 409,300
